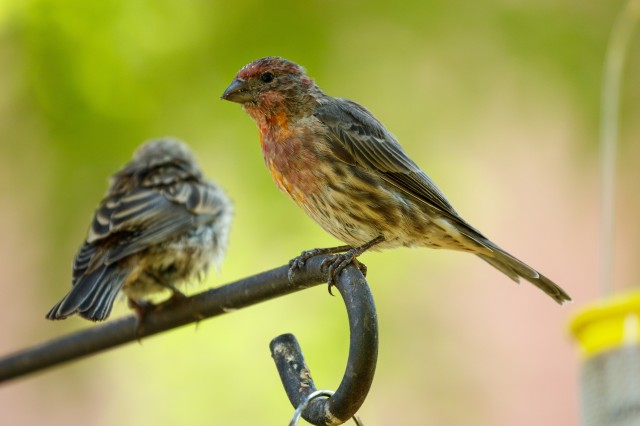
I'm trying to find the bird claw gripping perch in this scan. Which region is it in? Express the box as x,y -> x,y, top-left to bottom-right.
128,289 -> 189,337
287,245 -> 353,283
322,255 -> 368,295
288,236 -> 384,294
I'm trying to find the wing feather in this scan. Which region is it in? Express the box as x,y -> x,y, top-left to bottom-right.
99,182 -> 223,264
315,98 -> 468,225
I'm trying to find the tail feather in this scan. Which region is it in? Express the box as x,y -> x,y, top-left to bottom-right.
80,282 -> 122,321
476,249 -> 571,305
46,265 -> 129,321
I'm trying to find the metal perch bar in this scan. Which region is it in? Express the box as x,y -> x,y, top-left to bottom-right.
271,264 -> 378,426
0,254 -> 344,383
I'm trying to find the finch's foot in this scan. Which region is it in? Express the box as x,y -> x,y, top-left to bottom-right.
128,299 -> 155,338
156,289 -> 187,310
288,245 -> 352,282
159,291 -> 205,325
128,290 -> 188,337
320,236 -> 385,294
169,289 -> 187,303
321,254 -> 369,295
288,236 -> 384,291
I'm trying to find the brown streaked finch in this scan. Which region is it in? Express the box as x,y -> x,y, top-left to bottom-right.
46,138 -> 233,321
221,56 -> 570,304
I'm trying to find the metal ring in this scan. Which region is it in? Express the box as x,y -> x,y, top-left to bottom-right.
288,390 -> 365,426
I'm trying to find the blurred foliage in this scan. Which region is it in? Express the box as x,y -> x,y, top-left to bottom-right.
0,0 -> 638,425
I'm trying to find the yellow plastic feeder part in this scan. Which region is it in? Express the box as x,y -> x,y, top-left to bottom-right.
570,291 -> 640,426
570,291 -> 640,357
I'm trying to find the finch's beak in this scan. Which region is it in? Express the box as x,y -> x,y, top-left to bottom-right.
221,79 -> 252,104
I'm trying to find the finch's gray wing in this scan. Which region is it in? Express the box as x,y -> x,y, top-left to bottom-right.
85,181 -> 225,266
315,98 -> 463,221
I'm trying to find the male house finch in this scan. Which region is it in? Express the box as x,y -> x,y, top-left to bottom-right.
46,138 -> 233,321
221,56 -> 570,304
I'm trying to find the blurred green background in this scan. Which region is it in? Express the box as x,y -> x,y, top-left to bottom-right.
1,0 -> 639,425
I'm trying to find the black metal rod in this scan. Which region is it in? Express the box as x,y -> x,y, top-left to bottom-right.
270,264 -> 378,425
270,333 -> 317,400
0,255 -> 334,383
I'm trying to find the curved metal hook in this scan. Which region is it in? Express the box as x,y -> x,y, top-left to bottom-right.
270,261 -> 378,425
288,390 -> 364,426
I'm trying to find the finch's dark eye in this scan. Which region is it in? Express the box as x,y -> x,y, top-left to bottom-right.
260,72 -> 274,83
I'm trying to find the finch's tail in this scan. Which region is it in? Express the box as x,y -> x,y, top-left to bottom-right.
46,265 -> 129,321
476,248 -> 571,304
